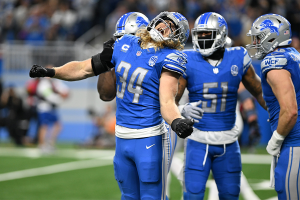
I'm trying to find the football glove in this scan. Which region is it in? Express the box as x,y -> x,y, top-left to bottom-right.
266,130 -> 285,156
180,100 -> 204,123
29,64 -> 55,78
100,38 -> 115,69
171,118 -> 194,139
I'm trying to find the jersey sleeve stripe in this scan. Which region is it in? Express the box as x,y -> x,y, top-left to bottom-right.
164,64 -> 185,74
262,66 -> 284,73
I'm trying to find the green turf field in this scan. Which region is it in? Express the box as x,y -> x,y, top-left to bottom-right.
0,146 -> 277,200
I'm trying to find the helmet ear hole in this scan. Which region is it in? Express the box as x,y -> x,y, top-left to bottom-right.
268,38 -> 275,43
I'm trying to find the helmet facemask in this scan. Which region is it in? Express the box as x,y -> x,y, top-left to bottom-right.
148,17 -> 178,42
147,12 -> 189,45
192,28 -> 226,57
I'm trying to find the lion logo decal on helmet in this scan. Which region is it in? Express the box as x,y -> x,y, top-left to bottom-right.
259,19 -> 283,36
136,16 -> 149,28
218,17 -> 228,29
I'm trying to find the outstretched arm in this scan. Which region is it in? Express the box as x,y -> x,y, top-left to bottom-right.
29,38 -> 115,81
54,59 -> 94,81
97,70 -> 117,101
242,64 -> 267,110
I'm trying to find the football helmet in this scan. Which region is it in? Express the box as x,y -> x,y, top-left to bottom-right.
114,12 -> 149,38
192,12 -> 228,56
246,14 -> 292,60
147,11 -> 190,45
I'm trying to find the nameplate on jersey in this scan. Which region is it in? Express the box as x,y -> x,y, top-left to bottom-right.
262,57 -> 287,69
149,56 -> 158,67
121,44 -> 130,52
231,65 -> 238,76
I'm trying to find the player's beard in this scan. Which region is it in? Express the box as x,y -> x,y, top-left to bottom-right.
136,28 -> 183,51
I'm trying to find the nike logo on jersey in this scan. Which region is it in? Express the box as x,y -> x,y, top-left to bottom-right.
146,144 -> 155,149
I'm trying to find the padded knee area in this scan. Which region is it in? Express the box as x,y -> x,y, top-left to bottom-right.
183,192 -> 204,200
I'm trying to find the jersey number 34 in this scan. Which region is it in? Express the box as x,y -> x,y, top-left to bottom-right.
116,61 -> 148,103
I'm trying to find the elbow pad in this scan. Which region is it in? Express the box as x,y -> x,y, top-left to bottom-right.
91,54 -> 110,76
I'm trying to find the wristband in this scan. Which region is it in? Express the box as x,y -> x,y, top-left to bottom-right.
273,130 -> 286,140
46,68 -> 55,77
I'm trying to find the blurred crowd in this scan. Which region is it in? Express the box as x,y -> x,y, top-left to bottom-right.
0,0 -> 300,46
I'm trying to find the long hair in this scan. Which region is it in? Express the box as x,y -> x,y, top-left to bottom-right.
136,28 -> 184,51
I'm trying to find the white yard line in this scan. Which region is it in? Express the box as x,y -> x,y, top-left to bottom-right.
0,147 -> 115,159
0,157 -> 113,182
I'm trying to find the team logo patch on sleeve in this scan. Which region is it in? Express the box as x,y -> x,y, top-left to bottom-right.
231,65 -> 238,76
149,56 -> 158,66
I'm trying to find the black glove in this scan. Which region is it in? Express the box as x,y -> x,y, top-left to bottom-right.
100,38 -> 115,69
29,65 -> 55,78
171,118 -> 194,139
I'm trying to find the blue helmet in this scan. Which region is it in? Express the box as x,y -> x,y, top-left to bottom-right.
114,12 -> 149,38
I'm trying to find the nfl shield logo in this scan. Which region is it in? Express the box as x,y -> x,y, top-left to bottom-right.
231,65 -> 238,76
149,56 -> 158,67
136,51 -> 142,56
213,67 -> 219,74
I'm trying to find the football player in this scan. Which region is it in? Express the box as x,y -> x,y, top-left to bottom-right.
247,14 -> 300,200
175,12 -> 267,199
97,11 -> 178,184
29,11 -> 193,199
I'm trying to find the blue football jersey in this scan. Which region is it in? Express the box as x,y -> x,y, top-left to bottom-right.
183,47 -> 251,131
111,35 -> 187,129
261,47 -> 300,147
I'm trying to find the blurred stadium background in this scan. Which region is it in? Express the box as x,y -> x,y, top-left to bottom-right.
0,0 -> 299,199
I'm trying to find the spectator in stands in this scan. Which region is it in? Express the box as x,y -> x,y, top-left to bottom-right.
51,1 -> 77,40
72,0 -> 97,38
23,4 -> 50,43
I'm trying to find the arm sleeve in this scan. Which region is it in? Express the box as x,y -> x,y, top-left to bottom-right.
91,53 -> 106,76
162,51 -> 188,75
